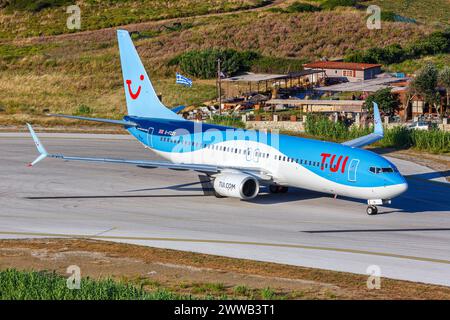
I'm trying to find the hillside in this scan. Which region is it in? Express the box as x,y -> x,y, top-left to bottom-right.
0,0 -> 448,126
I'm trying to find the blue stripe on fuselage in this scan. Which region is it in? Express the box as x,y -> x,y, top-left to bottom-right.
124,116 -> 405,188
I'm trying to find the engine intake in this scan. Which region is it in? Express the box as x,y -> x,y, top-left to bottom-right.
213,173 -> 259,200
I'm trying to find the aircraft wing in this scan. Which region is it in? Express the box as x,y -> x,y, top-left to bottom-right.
26,124 -> 272,181
341,102 -> 384,148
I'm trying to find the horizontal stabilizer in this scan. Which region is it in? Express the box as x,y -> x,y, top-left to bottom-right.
47,114 -> 137,126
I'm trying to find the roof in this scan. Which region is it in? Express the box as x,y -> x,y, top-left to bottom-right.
266,99 -> 365,107
314,75 -> 408,92
222,73 -> 286,82
287,69 -> 324,77
304,61 -> 382,71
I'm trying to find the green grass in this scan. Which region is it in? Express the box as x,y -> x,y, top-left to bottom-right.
379,126 -> 450,154
0,269 -> 191,300
233,285 -> 251,296
303,115 -> 450,154
260,287 -> 276,299
206,115 -> 246,128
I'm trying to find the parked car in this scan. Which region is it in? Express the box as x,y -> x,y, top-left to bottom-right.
407,121 -> 430,130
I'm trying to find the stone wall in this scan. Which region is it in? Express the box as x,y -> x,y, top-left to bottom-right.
245,120 -> 305,132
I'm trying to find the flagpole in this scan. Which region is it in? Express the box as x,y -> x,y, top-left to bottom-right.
217,58 -> 222,116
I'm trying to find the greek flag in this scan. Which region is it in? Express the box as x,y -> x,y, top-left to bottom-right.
176,73 -> 193,87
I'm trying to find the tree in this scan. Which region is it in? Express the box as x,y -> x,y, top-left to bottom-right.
409,62 -> 439,114
364,88 -> 399,116
439,66 -> 450,109
170,49 -> 260,79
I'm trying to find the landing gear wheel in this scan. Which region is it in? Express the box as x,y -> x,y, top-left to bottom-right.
279,186 -> 289,193
269,185 -> 289,193
366,205 -> 378,215
269,185 -> 279,193
214,190 -> 226,198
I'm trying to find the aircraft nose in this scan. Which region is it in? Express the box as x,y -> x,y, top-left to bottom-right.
393,174 -> 408,197
398,181 -> 408,194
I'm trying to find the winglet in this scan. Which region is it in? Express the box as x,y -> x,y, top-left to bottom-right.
341,101 -> 384,148
373,102 -> 383,137
27,123 -> 48,166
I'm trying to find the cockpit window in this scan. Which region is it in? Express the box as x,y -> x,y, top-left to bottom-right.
369,167 -> 381,174
370,166 -> 394,174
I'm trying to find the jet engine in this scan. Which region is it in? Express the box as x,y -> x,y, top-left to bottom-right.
213,173 -> 259,200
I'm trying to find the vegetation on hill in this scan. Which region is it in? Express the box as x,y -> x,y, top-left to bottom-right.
0,0 -> 269,38
345,30 -> 450,65
368,0 -> 450,26
0,0 -> 448,125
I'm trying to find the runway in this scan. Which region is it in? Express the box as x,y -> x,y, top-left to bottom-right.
1,133 -> 449,286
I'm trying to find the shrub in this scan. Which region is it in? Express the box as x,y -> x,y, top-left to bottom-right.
4,0 -> 72,12
169,49 -> 260,79
74,104 -> 92,115
261,287 -> 276,299
251,56 -> 306,73
233,285 -> 250,296
380,10 -> 397,22
285,2 -> 321,13
321,0 -> 358,10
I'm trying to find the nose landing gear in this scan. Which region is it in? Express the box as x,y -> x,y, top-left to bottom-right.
366,199 -> 391,215
366,205 -> 378,215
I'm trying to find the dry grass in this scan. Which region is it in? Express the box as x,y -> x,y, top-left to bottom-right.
0,0 -> 268,39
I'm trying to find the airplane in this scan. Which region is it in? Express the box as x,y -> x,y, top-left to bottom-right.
27,29 -> 408,215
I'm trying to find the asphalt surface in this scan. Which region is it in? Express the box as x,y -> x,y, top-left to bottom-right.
1,133 -> 449,286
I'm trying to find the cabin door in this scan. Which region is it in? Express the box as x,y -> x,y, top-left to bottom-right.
146,127 -> 154,147
348,159 -> 359,182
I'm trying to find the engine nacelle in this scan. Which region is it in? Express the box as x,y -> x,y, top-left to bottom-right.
213,173 -> 259,200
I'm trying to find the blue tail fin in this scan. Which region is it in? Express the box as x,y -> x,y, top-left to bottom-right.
117,30 -> 182,120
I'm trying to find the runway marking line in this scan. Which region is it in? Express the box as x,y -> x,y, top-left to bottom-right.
0,230 -> 449,265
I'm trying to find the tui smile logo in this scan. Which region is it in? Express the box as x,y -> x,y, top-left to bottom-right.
126,74 -> 144,100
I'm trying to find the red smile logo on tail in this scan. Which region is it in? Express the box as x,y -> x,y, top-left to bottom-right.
126,74 -> 144,100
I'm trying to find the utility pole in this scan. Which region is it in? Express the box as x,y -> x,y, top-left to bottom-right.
217,58 -> 222,115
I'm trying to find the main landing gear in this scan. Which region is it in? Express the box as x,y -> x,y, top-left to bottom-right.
269,185 -> 288,193
366,205 -> 378,215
